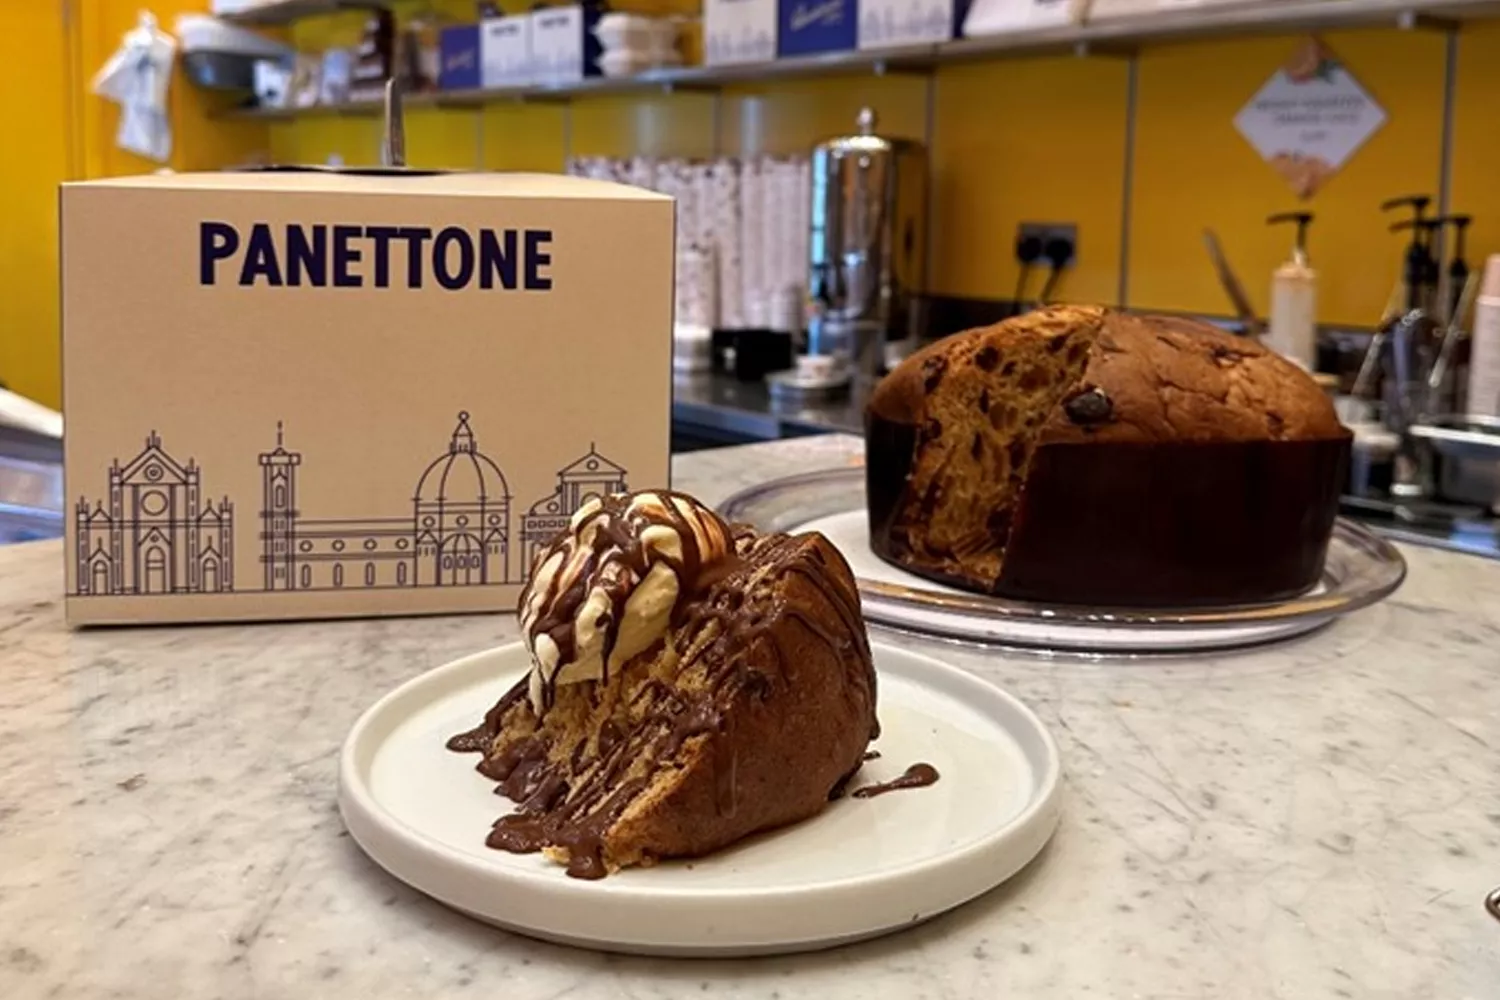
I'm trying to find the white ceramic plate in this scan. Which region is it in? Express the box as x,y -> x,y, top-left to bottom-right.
338,641 -> 1062,957
720,468 -> 1407,653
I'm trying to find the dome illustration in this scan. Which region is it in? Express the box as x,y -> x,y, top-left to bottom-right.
414,412 -> 510,503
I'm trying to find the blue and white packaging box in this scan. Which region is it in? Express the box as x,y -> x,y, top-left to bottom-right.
705,0 -> 777,66
530,5 -> 602,85
481,14 -> 533,88
778,0 -> 857,57
438,23 -> 481,90
859,0 -> 960,47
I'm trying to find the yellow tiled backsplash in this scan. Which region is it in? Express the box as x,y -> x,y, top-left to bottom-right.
271,14 -> 1500,330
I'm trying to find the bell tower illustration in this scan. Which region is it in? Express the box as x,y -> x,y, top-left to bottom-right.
259,422 -> 301,591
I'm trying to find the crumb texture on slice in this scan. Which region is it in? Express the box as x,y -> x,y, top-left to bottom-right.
449,528 -> 877,879
867,304 -> 1105,586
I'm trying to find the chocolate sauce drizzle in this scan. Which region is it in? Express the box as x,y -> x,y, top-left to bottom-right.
448,526 -> 880,879
851,763 -> 941,799
518,491 -> 733,710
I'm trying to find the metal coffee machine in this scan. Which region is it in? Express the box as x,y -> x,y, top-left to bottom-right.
803,107 -> 928,389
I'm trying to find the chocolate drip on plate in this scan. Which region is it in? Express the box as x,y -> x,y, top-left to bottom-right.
851,763 -> 940,799
444,677 -> 528,753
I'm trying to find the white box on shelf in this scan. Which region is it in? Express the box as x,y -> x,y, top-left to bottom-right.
530,5 -> 600,85
480,14 -> 533,88
705,0 -> 777,66
961,0 -> 1074,38
1088,0 -> 1288,18
860,0 -> 956,48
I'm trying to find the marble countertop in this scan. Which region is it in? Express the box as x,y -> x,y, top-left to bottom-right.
3,434 -> 1497,999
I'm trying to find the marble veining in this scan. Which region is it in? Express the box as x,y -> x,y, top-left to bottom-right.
1,434 -> 1497,999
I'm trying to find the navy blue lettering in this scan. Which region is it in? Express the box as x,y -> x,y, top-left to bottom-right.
479,230 -> 517,289
397,227 -> 433,288
525,230 -> 553,290
434,227 -> 475,291
239,223 -> 284,287
200,222 -> 238,285
333,225 -> 362,287
197,221 -> 554,291
365,226 -> 400,288
286,224 -> 326,286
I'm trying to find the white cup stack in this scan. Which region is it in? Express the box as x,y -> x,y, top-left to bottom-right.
567,153 -> 811,336
593,13 -> 681,78
739,160 -> 768,329
1469,254 -> 1500,417
711,160 -> 745,330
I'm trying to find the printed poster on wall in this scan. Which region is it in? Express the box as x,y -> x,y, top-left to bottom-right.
1233,37 -> 1387,199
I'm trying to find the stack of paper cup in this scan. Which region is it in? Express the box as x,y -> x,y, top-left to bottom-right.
769,158 -> 810,311
624,156 -> 658,192
1470,255 -> 1500,417
564,156 -> 611,181
740,160 -> 766,328
711,160 -> 744,329
677,244 -> 717,332
565,153 -> 820,334
796,157 -> 811,280
770,284 -> 804,337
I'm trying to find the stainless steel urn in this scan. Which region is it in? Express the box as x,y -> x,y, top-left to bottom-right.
806,107 -> 928,383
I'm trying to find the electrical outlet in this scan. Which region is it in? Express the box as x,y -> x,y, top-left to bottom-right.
1017,222 -> 1078,268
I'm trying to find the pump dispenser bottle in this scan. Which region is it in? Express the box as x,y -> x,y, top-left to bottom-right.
1266,212 -> 1317,370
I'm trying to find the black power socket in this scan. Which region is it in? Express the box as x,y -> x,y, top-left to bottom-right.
1016,222 -> 1077,268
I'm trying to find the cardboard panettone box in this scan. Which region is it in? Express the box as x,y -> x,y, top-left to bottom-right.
61,171 -> 674,626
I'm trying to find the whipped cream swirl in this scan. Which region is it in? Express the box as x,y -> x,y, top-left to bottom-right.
519,490 -> 735,712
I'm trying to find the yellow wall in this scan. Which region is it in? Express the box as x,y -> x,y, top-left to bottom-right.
0,2 -> 75,409
930,56 -> 1129,305
480,105 -> 568,172
76,0 -> 270,176
5,3 -> 1500,410
268,21 -> 1474,326
1131,28 -> 1447,326
0,0 -> 269,409
1449,21 -> 1500,281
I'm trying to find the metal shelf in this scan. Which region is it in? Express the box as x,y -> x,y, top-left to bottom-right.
950,0 -> 1500,58
219,0 -> 389,27
218,0 -> 1500,120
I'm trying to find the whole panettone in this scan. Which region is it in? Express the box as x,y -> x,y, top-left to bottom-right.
866,306 -> 1351,606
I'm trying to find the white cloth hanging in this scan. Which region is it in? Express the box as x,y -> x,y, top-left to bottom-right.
92,12 -> 177,163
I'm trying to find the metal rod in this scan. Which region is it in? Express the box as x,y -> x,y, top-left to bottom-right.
382,77 -> 406,169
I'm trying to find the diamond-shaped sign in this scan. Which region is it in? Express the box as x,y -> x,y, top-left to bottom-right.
1234,38 -> 1387,199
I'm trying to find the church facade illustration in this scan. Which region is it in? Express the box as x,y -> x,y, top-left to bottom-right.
71,413 -> 630,597
519,446 -> 629,572
74,432 -> 235,596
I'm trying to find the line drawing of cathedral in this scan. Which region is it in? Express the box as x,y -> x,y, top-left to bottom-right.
261,415 -> 630,591
73,432 -> 235,596
71,412 -> 630,597
262,411 -> 516,591
519,445 -> 628,572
